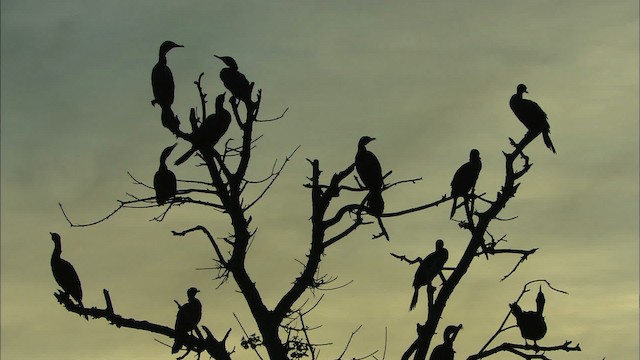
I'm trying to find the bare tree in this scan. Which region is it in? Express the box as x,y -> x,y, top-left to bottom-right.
53,46 -> 582,360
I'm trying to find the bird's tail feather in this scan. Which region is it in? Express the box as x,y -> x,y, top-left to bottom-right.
171,337 -> 182,354
410,288 -> 419,311
542,131 -> 556,154
450,197 -> 457,219
174,148 -> 196,166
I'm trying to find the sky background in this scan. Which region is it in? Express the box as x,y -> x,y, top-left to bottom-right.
1,1 -> 638,359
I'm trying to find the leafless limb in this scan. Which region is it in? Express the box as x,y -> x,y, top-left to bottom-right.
194,72 -> 208,120
53,289 -> 231,359
245,146 -> 300,210
172,225 -> 229,266
256,107 -> 289,122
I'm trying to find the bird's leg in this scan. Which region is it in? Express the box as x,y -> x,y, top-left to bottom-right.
437,270 -> 447,283
375,217 -> 390,241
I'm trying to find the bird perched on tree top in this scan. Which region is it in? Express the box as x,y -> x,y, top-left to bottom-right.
410,239 -> 448,311
50,232 -> 84,309
154,143 -> 178,205
174,93 -> 232,166
172,287 -> 202,354
450,149 -> 482,219
151,41 -> 183,108
510,286 -> 547,347
509,84 -> 556,153
429,324 -> 463,360
214,55 -> 252,104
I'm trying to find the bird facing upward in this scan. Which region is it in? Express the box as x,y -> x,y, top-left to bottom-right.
410,239 -> 449,311
174,93 -> 232,166
50,232 -> 84,308
509,84 -> 556,153
450,149 -> 482,219
429,324 -> 463,360
172,287 -> 202,354
154,143 -> 178,205
214,55 -> 252,104
510,286 -> 547,346
151,41 -> 183,108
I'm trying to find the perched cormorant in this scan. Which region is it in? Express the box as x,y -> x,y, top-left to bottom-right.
510,286 -> 547,346
509,84 -> 556,153
355,136 -> 383,191
151,41 -> 183,108
214,55 -> 252,104
154,143 -> 178,205
50,232 -> 84,308
410,239 -> 448,311
172,287 -> 202,354
450,149 -> 482,219
429,324 -> 463,360
174,93 -> 232,166
161,106 -> 180,133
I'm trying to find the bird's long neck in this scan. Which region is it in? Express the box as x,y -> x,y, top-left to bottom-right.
158,53 -> 168,65
52,240 -> 62,260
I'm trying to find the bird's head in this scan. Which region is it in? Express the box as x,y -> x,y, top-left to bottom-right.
516,83 -> 528,94
216,92 -> 227,109
50,232 -> 61,243
536,286 -> 546,313
435,239 -> 445,250
159,41 -> 183,56
358,136 -> 376,147
160,143 -> 178,164
187,287 -> 200,298
509,302 -> 523,316
214,55 -> 238,70
470,149 -> 481,162
443,324 -> 463,343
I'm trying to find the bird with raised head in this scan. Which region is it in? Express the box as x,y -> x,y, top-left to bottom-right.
174,93 -> 232,166
214,55 -> 252,104
429,324 -> 463,360
410,239 -> 449,311
172,287 -> 202,354
450,149 -> 482,219
510,286 -> 547,347
151,41 -> 183,108
509,84 -> 556,154
154,143 -> 178,205
50,232 -> 84,308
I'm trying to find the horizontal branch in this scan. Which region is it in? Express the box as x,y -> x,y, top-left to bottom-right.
467,341 -> 581,360
53,289 -> 232,359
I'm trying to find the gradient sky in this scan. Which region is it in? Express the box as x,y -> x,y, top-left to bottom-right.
1,1 -> 638,359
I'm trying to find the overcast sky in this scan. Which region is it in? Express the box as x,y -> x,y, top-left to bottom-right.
1,1 -> 638,359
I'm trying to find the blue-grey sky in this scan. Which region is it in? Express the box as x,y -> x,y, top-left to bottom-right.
1,1 -> 638,359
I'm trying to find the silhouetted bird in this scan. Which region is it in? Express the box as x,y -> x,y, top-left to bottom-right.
151,41 -> 183,108
172,287 -> 202,354
510,286 -> 547,346
154,143 -> 178,205
355,136 -> 383,191
174,93 -> 232,166
410,239 -> 448,311
161,106 -> 180,133
429,324 -> 463,360
214,55 -> 252,104
509,84 -> 556,153
50,232 -> 84,308
450,149 -> 482,219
